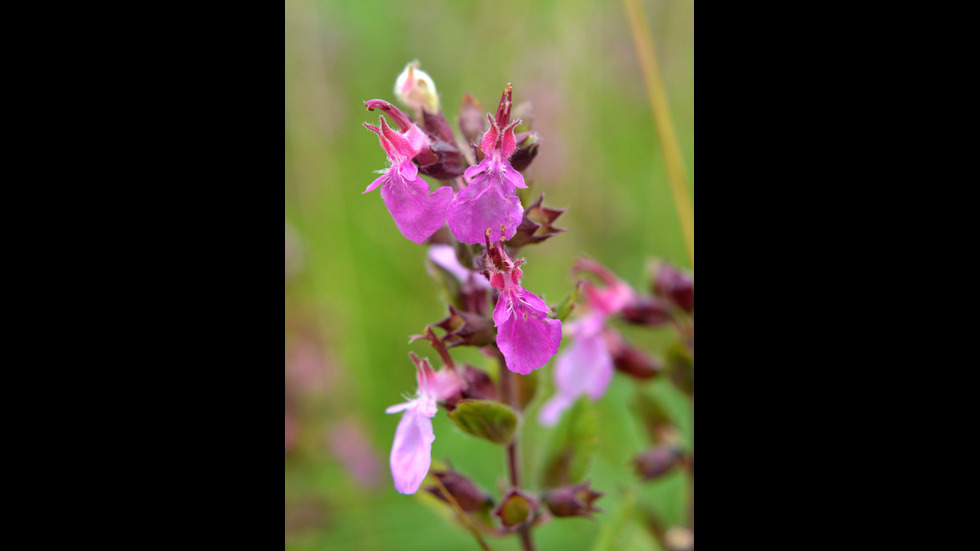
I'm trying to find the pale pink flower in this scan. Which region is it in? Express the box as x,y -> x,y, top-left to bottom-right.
539,260 -> 636,427
386,355 -> 463,495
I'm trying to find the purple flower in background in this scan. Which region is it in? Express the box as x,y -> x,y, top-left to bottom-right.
364,101 -> 453,245
540,260 -> 635,427
427,244 -> 492,291
386,354 -> 463,495
486,241 -> 561,375
447,85 -> 527,245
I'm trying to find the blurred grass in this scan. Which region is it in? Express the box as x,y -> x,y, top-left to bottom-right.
286,0 -> 693,549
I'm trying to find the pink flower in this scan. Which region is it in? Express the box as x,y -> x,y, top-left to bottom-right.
539,260 -> 635,427
364,101 -> 453,245
486,242 -> 561,375
386,354 -> 463,495
447,86 -> 527,245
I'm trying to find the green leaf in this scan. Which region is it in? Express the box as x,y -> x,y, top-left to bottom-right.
540,397 -> 599,489
550,281 -> 583,322
449,400 -> 519,445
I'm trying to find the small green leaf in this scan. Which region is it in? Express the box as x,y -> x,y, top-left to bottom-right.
541,397 -> 599,488
550,281 -> 583,322
449,400 -> 519,445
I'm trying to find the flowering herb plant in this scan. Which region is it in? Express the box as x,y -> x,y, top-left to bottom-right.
357,61 -> 695,551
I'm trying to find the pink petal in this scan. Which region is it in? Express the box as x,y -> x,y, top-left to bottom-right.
390,407 -> 435,495
381,168 -> 453,245
504,164 -> 527,190
447,174 -> 524,245
493,293 -> 514,327
428,245 -> 491,289
399,159 -> 419,181
538,332 -> 613,427
518,288 -> 551,315
465,162 -> 488,180
497,308 -> 562,375
386,401 -> 413,415
538,394 -> 575,427
554,331 -> 613,402
364,172 -> 387,194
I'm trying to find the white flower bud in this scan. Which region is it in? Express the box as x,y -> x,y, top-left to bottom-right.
394,60 -> 440,115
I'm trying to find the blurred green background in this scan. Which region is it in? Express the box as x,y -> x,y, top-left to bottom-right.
285,0 -> 693,549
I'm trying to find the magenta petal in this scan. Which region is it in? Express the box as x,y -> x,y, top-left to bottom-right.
399,159 -> 419,181
497,309 -> 562,375
381,172 -> 453,245
518,289 -> 550,316
364,173 -> 387,194
505,165 -> 527,190
464,162 -> 487,180
390,407 -> 435,495
447,174 -> 524,245
493,294 -> 513,327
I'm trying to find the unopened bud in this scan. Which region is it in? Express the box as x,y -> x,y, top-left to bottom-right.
394,60 -> 440,115
634,446 -> 684,481
510,132 -> 540,173
442,364 -> 499,411
543,481 -> 604,519
493,490 -> 539,530
426,469 -> 493,513
621,296 -> 671,327
436,307 -> 495,349
651,262 -> 694,314
606,330 -> 662,380
459,92 -> 487,146
665,527 -> 694,551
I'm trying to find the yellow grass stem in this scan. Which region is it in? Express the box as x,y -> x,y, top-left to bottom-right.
624,0 -> 695,269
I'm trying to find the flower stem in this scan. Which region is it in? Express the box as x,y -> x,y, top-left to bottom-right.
624,0 -> 695,270
497,353 -> 535,551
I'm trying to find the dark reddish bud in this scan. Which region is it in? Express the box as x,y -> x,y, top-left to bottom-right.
543,481 -> 605,519
493,490 -> 538,531
459,92 -> 487,147
510,132 -> 540,173
605,330 -> 662,380
441,364 -> 499,411
652,263 -> 694,314
621,296 -> 672,327
635,446 -> 684,482
507,194 -> 567,249
417,114 -> 466,180
436,306 -> 495,349
460,365 -> 498,402
425,469 -> 494,513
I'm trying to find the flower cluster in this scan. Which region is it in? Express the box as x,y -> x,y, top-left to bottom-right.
365,64 -> 561,496
363,85 -> 528,248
